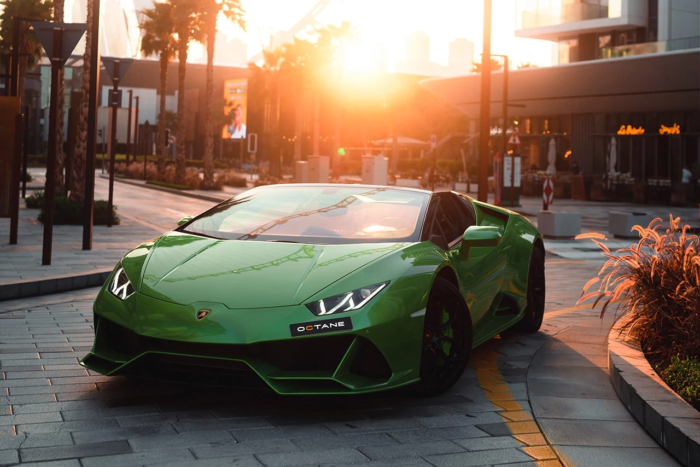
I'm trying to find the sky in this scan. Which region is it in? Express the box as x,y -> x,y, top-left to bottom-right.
218,0 -> 557,70
62,0 -> 557,72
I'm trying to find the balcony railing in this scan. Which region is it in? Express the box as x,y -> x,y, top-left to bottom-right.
600,36 -> 700,59
521,3 -> 609,29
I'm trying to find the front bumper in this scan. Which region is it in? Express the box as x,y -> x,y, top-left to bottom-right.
81,276 -> 430,394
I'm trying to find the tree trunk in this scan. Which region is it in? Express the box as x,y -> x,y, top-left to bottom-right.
69,0 -> 93,203
202,20 -> 215,189
157,50 -> 169,180
54,0 -> 66,194
175,32 -> 188,185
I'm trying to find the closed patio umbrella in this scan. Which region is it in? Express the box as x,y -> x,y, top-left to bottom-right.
546,138 -> 557,176
608,137 -> 618,176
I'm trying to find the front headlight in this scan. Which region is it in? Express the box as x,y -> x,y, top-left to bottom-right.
109,265 -> 135,300
306,282 -> 388,316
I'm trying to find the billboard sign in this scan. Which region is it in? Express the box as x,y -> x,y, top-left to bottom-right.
222,78 -> 247,139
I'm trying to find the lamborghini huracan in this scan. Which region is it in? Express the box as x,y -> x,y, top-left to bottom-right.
81,184 -> 545,395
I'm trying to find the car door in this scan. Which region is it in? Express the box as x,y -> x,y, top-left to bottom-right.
438,193 -> 507,334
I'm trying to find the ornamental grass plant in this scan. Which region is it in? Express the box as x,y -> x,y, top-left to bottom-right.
577,215 -> 700,362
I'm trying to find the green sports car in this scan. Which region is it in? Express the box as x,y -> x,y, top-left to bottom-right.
81,184 -> 545,395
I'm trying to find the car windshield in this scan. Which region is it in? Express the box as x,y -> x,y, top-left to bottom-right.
181,185 -> 430,244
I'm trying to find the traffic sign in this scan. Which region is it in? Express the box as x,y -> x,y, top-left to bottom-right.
508,128 -> 521,145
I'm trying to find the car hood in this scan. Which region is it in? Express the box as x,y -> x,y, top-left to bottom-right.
139,232 -> 406,309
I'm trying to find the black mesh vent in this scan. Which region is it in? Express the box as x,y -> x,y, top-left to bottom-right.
349,337 -> 392,381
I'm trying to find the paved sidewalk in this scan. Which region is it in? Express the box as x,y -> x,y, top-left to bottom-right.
0,259 -> 678,466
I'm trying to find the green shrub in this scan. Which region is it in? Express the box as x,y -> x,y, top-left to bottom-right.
219,170 -> 248,188
25,190 -> 44,209
38,196 -> 119,225
146,180 -> 194,190
578,216 -> 700,361
22,172 -> 33,182
657,356 -> 700,410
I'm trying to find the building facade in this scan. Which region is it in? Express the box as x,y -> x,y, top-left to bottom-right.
422,0 -> 700,200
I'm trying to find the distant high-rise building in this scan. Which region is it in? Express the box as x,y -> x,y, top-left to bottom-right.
396,31 -> 445,76
405,31 -> 430,62
214,34 -> 248,66
448,38 -> 474,75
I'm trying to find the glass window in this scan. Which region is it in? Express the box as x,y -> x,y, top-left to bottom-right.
182,185 -> 430,244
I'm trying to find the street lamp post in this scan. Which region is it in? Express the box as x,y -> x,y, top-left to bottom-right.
100,57 -> 133,228
478,0 -> 492,202
31,21 -> 87,265
82,0 -> 101,251
126,89 -> 133,164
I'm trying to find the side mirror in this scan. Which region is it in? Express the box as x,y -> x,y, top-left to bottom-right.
177,216 -> 193,226
459,226 -> 502,260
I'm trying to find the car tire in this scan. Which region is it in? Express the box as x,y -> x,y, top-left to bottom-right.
513,246 -> 546,333
415,276 -> 473,396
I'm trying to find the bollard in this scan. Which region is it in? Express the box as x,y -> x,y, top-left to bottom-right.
542,176 -> 554,211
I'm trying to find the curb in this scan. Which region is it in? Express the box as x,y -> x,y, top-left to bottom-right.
608,329 -> 700,466
0,268 -> 112,302
101,175 -> 230,203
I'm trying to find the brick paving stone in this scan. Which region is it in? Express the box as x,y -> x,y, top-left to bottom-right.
19,440 -> 132,463
80,447 -> 196,467
152,457 -> 264,467
192,439 -> 299,458
71,424 -> 177,444
364,440 -> 466,460
291,432 -> 398,451
453,435 -> 524,451
521,445 -> 558,460
14,460 -> 82,467
325,418 -> 423,435
425,447 -> 534,467
0,449 -> 19,466
128,429 -> 234,452
231,425 -> 334,442
256,448 -> 369,467
0,432 -> 73,450
174,417 -> 274,433
15,419 -> 120,434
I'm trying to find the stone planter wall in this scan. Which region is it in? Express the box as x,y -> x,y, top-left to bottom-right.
608,329 -> 700,465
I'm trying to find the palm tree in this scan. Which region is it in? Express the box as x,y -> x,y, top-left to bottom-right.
140,1 -> 177,181
69,0 -> 94,203
172,0 -> 203,185
471,57 -> 503,73
0,0 -> 53,106
53,0 -> 66,194
200,0 -> 245,189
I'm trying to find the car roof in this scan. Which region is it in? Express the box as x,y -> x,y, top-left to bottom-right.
250,183 -> 434,195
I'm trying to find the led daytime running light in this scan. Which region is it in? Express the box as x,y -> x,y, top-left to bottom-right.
307,282 -> 388,316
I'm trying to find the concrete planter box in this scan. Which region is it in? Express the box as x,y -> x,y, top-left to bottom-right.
609,329 -> 700,466
537,211 -> 581,239
609,211 -> 652,238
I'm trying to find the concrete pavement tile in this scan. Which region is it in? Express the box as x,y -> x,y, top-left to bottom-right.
231,425 -> 334,442
0,432 -> 72,449
79,447 -> 196,467
19,440 -> 132,463
475,421 -> 540,436
529,396 -> 634,421
387,425 -> 489,443
128,429 -> 234,451
539,419 -> 660,447
499,410 -> 534,422
0,450 -> 19,466
552,446 -> 678,466
425,447 -> 533,466
528,380 -> 619,400
12,460 -> 81,467
527,365 -> 610,382
150,457 -> 263,467
192,439 -> 299,458
320,459 -> 432,467
415,411 -> 504,428
292,432 -> 398,450
71,424 -> 176,444
453,435 -> 524,451
358,440 -> 463,460
325,418 -> 423,434
257,448 -> 368,467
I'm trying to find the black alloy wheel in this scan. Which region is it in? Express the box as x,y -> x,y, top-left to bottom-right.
514,246 -> 546,333
415,276 -> 473,396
